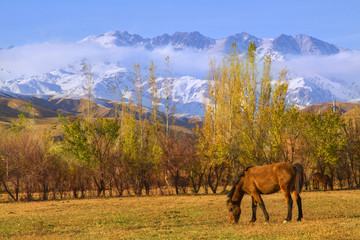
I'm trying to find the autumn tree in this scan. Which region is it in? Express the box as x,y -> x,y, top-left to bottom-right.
197,42 -> 291,181
342,108 -> 360,187
0,112 -> 39,201
115,61 -> 163,195
118,110 -> 144,195
158,134 -> 191,194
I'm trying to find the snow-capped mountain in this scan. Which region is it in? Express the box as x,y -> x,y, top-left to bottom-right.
286,71 -> 360,107
80,31 -> 347,57
0,61 -> 207,116
80,31 -> 217,51
0,31 -> 359,116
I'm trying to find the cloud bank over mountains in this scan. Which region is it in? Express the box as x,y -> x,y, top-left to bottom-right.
0,38 -> 218,80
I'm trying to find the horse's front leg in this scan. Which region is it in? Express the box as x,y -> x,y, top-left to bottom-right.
252,193 -> 269,222
249,196 -> 257,223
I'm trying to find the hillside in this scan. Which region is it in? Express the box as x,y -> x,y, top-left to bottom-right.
301,101 -> 360,117
2,97 -> 359,133
0,97 -> 198,132
0,98 -> 58,122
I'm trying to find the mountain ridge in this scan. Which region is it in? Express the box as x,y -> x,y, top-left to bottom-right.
80,30 -> 348,57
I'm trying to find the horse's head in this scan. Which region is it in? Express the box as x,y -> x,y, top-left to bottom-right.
227,199 -> 241,224
227,174 -> 245,224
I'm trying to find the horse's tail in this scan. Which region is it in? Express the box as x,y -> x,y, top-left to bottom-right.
293,163 -> 304,194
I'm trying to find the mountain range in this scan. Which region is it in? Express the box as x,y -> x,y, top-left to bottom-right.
80,31 -> 347,59
0,31 -> 359,117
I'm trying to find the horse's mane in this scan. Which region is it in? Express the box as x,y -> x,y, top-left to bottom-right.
227,166 -> 253,201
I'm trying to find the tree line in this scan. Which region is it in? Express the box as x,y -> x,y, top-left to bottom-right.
1,43 -> 360,201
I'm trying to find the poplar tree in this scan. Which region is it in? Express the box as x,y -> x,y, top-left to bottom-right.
148,60 -> 160,128
81,60 -> 94,121
164,56 -> 176,137
197,42 -> 291,180
106,74 -> 123,118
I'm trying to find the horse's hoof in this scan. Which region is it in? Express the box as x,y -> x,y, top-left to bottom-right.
264,221 -> 269,225
283,220 -> 289,224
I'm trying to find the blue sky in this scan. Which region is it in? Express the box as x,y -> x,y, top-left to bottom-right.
1,0 -> 360,49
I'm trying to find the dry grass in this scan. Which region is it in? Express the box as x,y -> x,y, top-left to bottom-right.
1,190 -> 360,239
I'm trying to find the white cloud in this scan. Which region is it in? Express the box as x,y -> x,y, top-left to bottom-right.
273,51 -> 360,83
0,42 -> 221,80
1,41 -> 359,86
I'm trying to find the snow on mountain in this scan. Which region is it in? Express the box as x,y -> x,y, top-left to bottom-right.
209,32 -> 260,54
286,71 -> 360,108
0,30 -> 358,116
0,61 -> 207,116
80,31 -> 216,50
80,31 -> 148,48
2,60 -> 356,116
159,31 -> 216,50
294,34 -> 343,55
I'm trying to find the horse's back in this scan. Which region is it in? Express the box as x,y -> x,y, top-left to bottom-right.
244,162 -> 295,194
313,172 -> 322,179
313,172 -> 330,182
249,162 -> 294,177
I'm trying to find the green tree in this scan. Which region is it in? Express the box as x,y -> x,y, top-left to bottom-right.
60,117 -> 120,196
303,110 -> 345,175
117,61 -> 164,195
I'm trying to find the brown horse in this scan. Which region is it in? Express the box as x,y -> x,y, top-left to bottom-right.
227,162 -> 304,224
313,172 -> 332,190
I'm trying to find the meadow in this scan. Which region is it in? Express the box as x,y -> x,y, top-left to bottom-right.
1,190 -> 360,239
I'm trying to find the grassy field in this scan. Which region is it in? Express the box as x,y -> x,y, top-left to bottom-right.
1,190 -> 360,239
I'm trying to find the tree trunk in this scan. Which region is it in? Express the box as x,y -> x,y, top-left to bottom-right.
190,172 -> 204,194
221,167 -> 232,193
73,188 -> 79,198
42,183 -> 49,201
1,180 -> 17,201
144,180 -> 150,195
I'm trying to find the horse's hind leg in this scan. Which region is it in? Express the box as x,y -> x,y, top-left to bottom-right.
282,190 -> 293,222
292,191 -> 303,221
249,196 -> 257,223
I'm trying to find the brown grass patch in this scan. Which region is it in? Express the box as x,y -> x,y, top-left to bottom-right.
1,190 -> 360,239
